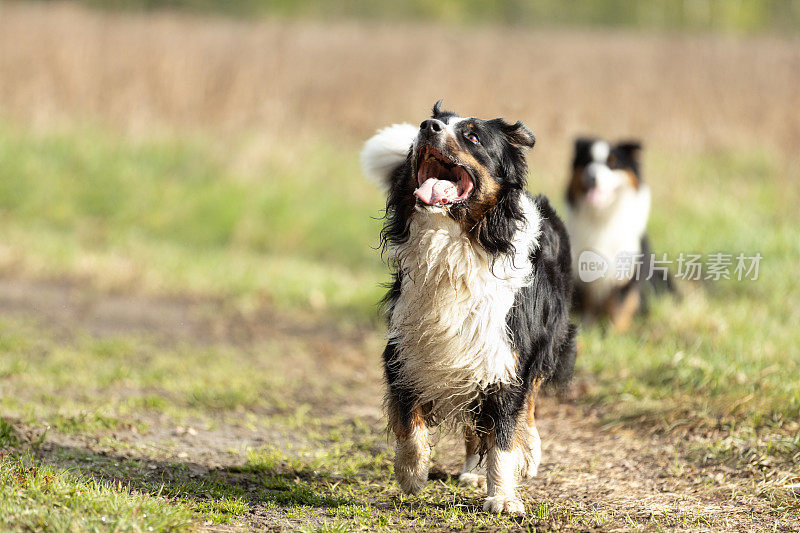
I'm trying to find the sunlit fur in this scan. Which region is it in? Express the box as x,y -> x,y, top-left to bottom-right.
362,102 -> 576,516
483,448 -> 525,514
360,122 -> 419,193
393,416 -> 430,494
387,197 -> 540,421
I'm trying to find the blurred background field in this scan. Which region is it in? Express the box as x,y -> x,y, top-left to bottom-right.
0,0 -> 799,530
47,0 -> 800,33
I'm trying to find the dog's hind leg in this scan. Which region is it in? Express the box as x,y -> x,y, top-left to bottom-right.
519,380 -> 542,480
607,284 -> 641,333
458,425 -> 486,487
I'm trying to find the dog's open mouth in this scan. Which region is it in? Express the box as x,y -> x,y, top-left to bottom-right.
413,146 -> 474,206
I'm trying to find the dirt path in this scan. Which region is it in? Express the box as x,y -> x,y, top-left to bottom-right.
1,276 -> 793,531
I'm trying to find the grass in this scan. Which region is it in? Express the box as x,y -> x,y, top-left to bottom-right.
0,4 -> 798,529
0,434 -> 738,533
1,121 -> 797,435
0,123 -> 387,321
0,454 -> 197,532
0,118 -> 797,528
688,430 -> 800,512
581,148 -> 800,433
0,315 -> 343,429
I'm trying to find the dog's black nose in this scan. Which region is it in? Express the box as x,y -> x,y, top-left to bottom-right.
581,172 -> 596,190
420,119 -> 445,134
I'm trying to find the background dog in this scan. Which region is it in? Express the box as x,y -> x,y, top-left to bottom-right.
362,102 -> 576,515
566,137 -> 675,332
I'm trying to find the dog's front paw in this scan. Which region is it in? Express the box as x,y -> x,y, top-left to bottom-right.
394,438 -> 430,494
458,472 -> 486,488
483,495 -> 525,515
396,466 -> 429,494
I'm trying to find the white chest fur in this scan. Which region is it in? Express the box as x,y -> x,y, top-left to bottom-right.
567,185 -> 651,304
388,194 -> 540,416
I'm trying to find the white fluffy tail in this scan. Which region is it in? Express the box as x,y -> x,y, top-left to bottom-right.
360,123 -> 418,193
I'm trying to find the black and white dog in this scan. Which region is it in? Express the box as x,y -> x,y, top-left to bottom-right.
361,102 -> 576,515
566,137 -> 674,332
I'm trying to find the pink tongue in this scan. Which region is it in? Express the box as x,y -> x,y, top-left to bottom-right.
414,178 -> 458,206
586,188 -> 611,208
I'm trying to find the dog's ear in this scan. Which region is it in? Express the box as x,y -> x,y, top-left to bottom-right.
501,120 -> 535,151
431,99 -> 456,119
615,140 -> 642,163
574,137 -> 596,156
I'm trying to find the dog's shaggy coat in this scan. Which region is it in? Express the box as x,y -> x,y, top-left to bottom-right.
362,103 -> 576,515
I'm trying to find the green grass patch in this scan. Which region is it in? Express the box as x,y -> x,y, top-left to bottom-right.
47,411 -> 138,435
0,122 -> 387,321
577,149 -> 800,436
0,455 -> 197,532
0,317 -> 322,429
0,121 -> 798,528
0,419 -> 20,448
687,430 -> 800,511
1,121 -> 798,439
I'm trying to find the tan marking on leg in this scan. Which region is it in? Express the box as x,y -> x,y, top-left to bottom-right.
606,287 -> 641,333
526,380 -> 541,427
390,405 -> 430,494
520,380 -> 542,479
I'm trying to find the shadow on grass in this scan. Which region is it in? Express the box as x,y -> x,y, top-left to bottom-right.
1,420 -> 354,525
3,417 -> 534,529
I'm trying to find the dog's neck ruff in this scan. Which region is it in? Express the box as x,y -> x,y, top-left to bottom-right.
388,192 -> 541,421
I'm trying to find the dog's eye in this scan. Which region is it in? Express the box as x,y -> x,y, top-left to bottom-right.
464,132 -> 480,145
